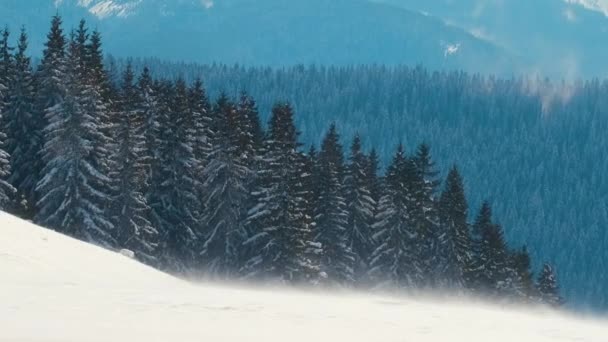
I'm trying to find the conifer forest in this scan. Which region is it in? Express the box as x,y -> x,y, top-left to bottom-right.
4,15 -> 593,310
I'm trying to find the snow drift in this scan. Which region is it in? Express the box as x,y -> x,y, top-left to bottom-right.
0,212 -> 606,342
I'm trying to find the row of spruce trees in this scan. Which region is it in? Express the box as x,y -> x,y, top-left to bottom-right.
0,16 -> 562,306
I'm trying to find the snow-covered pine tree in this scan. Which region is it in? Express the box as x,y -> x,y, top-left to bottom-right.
314,124 -> 355,285
298,146 -> 323,284
368,144 -> 419,288
148,78 -> 201,272
470,201 -> 492,290
510,245 -> 535,300
78,22 -> 115,222
188,78 -> 212,177
235,92 -> 263,166
438,166 -> 474,289
366,148 -> 382,206
0,28 -> 15,210
86,29 -> 113,103
34,15 -> 65,159
0,28 -> 12,86
242,103 -> 316,282
4,28 -> 40,218
146,79 -> 174,259
344,133 -> 375,282
472,201 -> 510,295
412,143 -> 442,287
110,64 -> 158,265
402,151 -> 427,286
35,32 -> 115,247
0,28 -> 11,119
198,94 -> 249,277
137,67 -> 159,189
536,263 -> 563,306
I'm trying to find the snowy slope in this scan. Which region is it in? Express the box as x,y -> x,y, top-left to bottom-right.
1,212 -> 606,342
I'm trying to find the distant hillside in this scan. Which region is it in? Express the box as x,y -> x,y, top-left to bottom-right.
379,0 -> 608,78
0,0 -> 518,74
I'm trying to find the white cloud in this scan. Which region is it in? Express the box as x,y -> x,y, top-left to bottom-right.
565,0 -> 608,16
469,27 -> 496,43
201,0 -> 214,9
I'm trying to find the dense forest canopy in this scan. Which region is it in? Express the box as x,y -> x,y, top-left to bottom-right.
108,57 -> 608,311
1,15 -> 603,310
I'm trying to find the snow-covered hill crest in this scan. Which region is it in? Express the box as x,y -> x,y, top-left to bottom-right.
1,212 -> 607,342
54,0 -> 142,18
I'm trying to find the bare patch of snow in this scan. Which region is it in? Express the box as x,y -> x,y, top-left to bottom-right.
444,42 -> 461,57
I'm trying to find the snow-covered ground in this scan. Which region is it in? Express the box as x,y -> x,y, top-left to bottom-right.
1,212 -> 606,342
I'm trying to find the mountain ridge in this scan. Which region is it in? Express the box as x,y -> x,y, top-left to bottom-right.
0,0 -> 520,75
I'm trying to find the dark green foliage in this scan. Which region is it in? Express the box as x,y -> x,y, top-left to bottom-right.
345,134 -> 376,281
148,79 -> 201,272
369,145 -> 421,288
243,104 -> 318,283
115,59 -> 605,309
412,144 -> 442,286
198,95 -> 249,277
471,202 -> 511,295
5,28 -> 42,218
438,166 -> 474,288
537,264 -> 563,307
510,246 -> 535,299
110,64 -> 158,265
315,124 -> 355,284
0,28 -> 15,209
36,31 -> 115,246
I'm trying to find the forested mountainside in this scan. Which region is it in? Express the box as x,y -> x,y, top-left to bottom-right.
1,0 -> 517,74
103,57 -> 608,311
0,17 -> 566,307
380,0 -> 608,78
5,1 -> 608,77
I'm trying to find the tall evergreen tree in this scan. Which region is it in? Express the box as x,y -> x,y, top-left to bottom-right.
188,78 -> 212,175
0,28 -> 12,106
36,32 -> 114,246
4,28 -> 40,218
148,79 -> 200,272
438,166 -> 474,289
472,201 -> 510,295
243,103 -> 318,283
344,133 -> 375,281
315,124 -> 355,284
0,28 -> 12,86
235,91 -> 263,165
110,64 -> 158,264
0,27 -> 15,210
86,29 -> 113,102
536,263 -> 563,306
77,21 -> 114,218
369,144 -> 419,288
412,143 -> 442,286
198,94 -> 249,277
510,245 -> 534,299
0,115 -> 12,210
366,148 -> 382,206
299,146 -> 323,283
137,67 -> 159,188
34,15 -> 65,163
